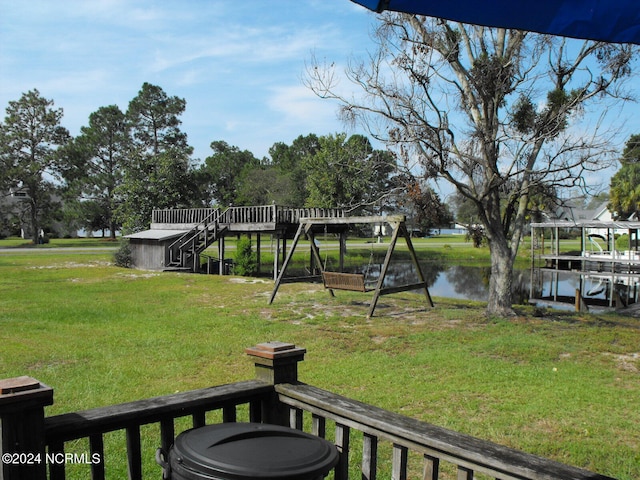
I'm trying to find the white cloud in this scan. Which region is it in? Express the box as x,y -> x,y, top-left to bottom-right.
268,84 -> 338,124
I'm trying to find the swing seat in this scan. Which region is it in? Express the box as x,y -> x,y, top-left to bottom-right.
322,272 -> 371,292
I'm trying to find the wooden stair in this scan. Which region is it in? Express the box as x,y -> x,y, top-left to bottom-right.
166,209 -> 228,272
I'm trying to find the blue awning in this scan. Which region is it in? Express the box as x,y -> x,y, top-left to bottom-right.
350,0 -> 640,44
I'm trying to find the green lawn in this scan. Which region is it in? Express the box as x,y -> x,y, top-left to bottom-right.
0,244 -> 638,479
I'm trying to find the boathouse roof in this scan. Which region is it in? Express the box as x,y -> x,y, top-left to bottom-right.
531,220 -> 640,229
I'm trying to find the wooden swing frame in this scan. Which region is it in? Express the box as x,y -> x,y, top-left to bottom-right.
268,215 -> 433,318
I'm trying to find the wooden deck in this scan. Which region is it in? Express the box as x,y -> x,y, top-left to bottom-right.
149,206 -> 346,274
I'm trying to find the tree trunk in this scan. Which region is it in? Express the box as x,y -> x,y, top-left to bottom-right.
109,220 -> 117,240
29,197 -> 39,245
486,234 -> 516,317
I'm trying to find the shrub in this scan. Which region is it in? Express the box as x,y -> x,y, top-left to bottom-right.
114,240 -> 132,268
616,234 -> 630,250
233,236 -> 257,276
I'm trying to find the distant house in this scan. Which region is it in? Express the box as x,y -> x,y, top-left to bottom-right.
0,187 -> 75,239
591,202 -> 614,222
547,201 -> 633,236
551,200 -> 604,223
0,188 -> 30,238
551,199 -> 638,222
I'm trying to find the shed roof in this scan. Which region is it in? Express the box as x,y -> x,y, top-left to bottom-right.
125,229 -> 189,241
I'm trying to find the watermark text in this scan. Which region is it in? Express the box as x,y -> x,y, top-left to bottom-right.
2,452 -> 101,466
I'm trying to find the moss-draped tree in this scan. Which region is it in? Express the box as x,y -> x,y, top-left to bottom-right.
307,15 -> 637,316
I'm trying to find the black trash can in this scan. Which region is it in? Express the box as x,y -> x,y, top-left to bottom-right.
157,423 -> 340,480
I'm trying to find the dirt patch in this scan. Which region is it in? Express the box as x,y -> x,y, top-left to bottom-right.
116,272 -> 161,279
29,261 -> 111,269
370,335 -> 388,344
229,278 -> 270,284
607,353 -> 640,372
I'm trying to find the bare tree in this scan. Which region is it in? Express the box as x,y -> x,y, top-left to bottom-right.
306,14 -> 637,316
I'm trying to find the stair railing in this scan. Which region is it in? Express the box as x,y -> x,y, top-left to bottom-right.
167,208 -> 226,268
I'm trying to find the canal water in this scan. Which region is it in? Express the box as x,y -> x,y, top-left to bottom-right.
341,261 -> 531,304
290,261 -> 638,307
356,262 -> 638,308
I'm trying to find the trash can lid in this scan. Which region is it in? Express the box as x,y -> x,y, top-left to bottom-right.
170,423 -> 339,480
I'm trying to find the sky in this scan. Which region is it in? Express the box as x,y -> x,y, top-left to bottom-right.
0,0 -> 377,162
1,1 -> 638,198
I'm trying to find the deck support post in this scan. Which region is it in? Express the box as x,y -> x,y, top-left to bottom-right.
339,232 -> 346,272
245,342 -> 306,426
309,232 -> 315,275
256,234 -> 261,275
272,233 -> 280,280
0,376 -> 53,480
218,236 -> 226,275
281,237 -> 287,272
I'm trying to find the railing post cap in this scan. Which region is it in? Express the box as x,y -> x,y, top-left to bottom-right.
245,341 -> 306,360
246,342 -> 306,386
0,376 -> 53,409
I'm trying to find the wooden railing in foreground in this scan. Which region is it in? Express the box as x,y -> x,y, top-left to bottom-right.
44,381 -> 272,480
0,342 -> 616,480
276,383 -> 613,480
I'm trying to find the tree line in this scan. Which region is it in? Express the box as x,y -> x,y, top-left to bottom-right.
2,14 -> 638,319
1,81 -> 637,250
0,83 -> 452,243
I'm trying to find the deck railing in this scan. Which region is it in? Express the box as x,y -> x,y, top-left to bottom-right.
152,208 -> 218,225
276,383 -> 613,480
46,381 -> 271,480
0,342 -> 616,480
278,207 -> 346,224
218,205 -> 278,225
152,206 -> 346,228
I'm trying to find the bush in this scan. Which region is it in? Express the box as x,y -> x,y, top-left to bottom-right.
114,240 -> 132,268
233,236 -> 258,276
616,234 -> 630,250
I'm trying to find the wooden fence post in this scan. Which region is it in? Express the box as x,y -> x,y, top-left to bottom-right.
0,376 -> 53,480
245,342 -> 306,426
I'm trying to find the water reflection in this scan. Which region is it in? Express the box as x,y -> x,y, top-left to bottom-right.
288,260 -> 637,308
531,269 -> 640,310
359,262 -> 639,309
347,262 -> 530,303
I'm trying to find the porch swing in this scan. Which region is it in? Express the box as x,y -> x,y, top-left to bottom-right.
322,271 -> 371,292
321,241 -> 377,293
